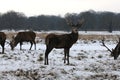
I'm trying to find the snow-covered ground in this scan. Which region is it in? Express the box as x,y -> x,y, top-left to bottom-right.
0,31 -> 120,80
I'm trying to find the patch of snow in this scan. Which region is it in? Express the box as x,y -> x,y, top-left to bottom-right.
0,31 -> 120,79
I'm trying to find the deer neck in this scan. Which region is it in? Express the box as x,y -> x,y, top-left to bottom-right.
13,39 -> 19,47
13,41 -> 18,47
70,31 -> 78,42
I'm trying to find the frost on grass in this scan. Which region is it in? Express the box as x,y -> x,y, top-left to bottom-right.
0,37 -> 120,79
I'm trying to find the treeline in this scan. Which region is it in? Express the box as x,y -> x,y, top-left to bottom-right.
0,11 -> 68,31
0,10 -> 120,32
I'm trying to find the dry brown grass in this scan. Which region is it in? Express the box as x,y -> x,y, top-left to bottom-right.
5,32 -> 16,40
4,31 -> 120,41
79,34 -> 118,40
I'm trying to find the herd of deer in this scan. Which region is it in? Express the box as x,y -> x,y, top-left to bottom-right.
0,31 -> 36,53
0,19 -> 120,65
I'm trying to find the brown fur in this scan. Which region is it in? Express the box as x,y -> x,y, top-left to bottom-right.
0,32 -> 6,53
111,40 -> 120,59
10,31 -> 36,50
44,28 -> 78,65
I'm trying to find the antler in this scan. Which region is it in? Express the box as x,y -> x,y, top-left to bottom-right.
65,14 -> 74,27
78,18 -> 84,24
101,37 -> 112,53
66,19 -> 74,27
76,18 -> 84,28
65,13 -> 84,29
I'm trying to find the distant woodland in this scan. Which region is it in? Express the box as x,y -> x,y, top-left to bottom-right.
0,10 -> 120,32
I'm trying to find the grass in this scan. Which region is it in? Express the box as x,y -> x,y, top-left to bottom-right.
5,31 -> 120,41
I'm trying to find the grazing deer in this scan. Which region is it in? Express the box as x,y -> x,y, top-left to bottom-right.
0,32 -> 6,53
44,19 -> 84,65
10,31 -> 36,50
101,37 -> 120,60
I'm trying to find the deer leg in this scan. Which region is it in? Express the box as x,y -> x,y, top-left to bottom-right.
64,48 -> 70,65
1,42 -> 5,54
20,42 -> 22,50
33,41 -> 36,50
2,45 -> 4,54
30,41 -> 33,50
44,46 -> 53,65
66,48 -> 70,65
64,49 -> 67,63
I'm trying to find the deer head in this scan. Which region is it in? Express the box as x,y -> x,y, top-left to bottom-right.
10,36 -> 16,50
101,37 -> 120,60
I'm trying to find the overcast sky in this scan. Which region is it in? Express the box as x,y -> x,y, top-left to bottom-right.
0,0 -> 120,17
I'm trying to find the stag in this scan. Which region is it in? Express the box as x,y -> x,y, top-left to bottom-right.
44,18 -> 84,65
10,31 -> 36,50
0,32 -> 6,53
101,37 -> 120,60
